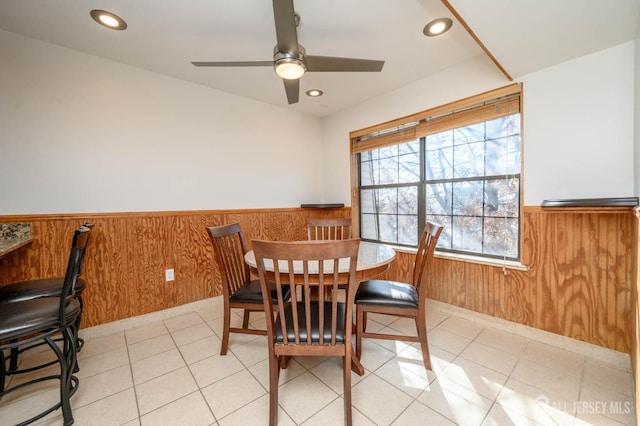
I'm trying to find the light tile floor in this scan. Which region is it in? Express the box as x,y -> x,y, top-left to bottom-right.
0,297 -> 635,425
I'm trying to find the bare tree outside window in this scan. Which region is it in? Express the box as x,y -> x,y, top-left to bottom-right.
360,114 -> 521,260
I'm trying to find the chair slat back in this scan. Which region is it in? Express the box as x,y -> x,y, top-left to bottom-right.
207,224 -> 251,295
307,218 -> 352,241
59,224 -> 92,325
412,222 -> 443,297
253,239 -> 360,351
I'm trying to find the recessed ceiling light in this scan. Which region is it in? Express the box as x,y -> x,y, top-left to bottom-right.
90,9 -> 127,30
423,18 -> 452,37
306,89 -> 323,97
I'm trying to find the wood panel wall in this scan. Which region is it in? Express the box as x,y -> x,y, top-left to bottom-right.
0,208 -> 351,328
378,206 -> 633,353
0,205 -> 633,353
631,208 -> 639,411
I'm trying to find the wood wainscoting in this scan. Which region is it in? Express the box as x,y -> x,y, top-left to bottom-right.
632,207 -> 640,412
0,205 -> 634,354
380,206 -> 634,353
0,207 -> 351,328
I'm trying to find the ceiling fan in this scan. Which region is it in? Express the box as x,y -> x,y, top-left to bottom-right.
191,0 -> 385,105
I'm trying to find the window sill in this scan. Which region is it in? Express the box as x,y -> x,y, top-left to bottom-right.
389,245 -> 530,271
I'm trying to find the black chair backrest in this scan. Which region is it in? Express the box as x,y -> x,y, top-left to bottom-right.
59,225 -> 92,325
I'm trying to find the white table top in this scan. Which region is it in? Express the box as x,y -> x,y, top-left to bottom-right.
244,241 -> 395,274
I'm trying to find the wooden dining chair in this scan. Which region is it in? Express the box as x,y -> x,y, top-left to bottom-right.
355,222 -> 443,371
207,223 -> 291,355
252,238 -> 360,426
307,217 -> 352,240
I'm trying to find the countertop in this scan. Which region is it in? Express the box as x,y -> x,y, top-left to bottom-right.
0,223 -> 32,258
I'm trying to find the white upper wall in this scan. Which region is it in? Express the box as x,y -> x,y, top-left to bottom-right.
0,30 -> 324,215
523,41 -> 634,204
322,42 -> 636,207
635,27 -> 640,197
1,29 -> 635,215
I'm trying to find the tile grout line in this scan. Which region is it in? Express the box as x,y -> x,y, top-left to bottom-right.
124,327 -> 143,425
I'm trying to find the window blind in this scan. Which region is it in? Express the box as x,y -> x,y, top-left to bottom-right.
351,83 -> 522,154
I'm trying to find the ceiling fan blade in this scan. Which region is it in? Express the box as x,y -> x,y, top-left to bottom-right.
283,78 -> 299,104
191,61 -> 273,67
305,56 -> 385,72
272,0 -> 299,53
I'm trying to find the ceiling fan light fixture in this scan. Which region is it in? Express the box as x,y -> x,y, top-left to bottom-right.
90,9 -> 127,30
275,57 -> 306,80
423,18 -> 452,37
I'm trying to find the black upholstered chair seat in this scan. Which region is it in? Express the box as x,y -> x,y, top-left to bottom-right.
229,280 -> 291,304
276,302 -> 346,344
0,297 -> 81,341
355,280 -> 419,309
0,278 -> 86,304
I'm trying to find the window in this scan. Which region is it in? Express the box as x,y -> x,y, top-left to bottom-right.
352,84 -> 522,261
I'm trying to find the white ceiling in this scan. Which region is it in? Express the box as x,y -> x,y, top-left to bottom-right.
0,0 -> 638,117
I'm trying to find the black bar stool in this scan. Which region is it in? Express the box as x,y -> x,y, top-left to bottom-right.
0,225 -> 91,425
0,223 -> 92,373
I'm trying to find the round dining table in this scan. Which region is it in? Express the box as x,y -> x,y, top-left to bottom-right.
244,240 -> 395,376
244,240 -> 396,281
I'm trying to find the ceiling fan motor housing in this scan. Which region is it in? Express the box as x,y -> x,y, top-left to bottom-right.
273,45 -> 306,79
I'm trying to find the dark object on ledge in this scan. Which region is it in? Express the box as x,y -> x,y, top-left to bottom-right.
541,197 -> 639,208
300,203 -> 345,209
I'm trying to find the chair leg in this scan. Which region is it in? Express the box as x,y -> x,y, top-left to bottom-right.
47,331 -> 74,426
75,295 -> 85,352
356,306 -> 364,360
268,354 -> 280,426
0,349 -> 5,393
65,324 -> 80,375
242,310 -> 251,329
9,343 -> 19,372
64,326 -> 80,424
343,353 -> 353,426
416,310 -> 432,371
220,304 -> 231,356
279,355 -> 293,369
